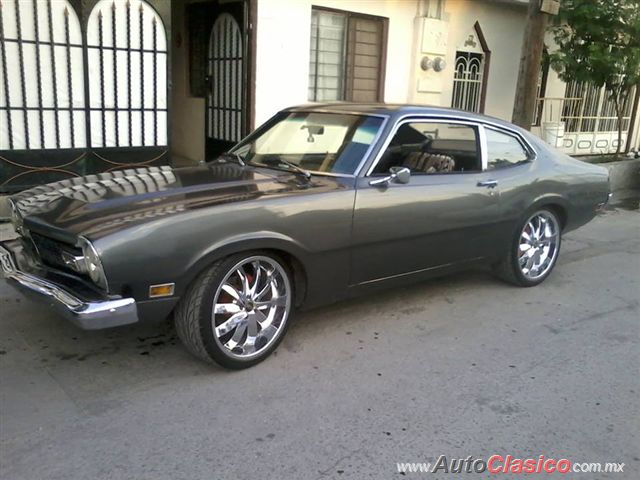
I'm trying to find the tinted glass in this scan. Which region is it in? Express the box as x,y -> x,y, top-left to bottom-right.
486,129 -> 530,170
372,122 -> 481,174
234,112 -> 384,175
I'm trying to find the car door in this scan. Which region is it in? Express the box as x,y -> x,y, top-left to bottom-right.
481,125 -> 539,240
350,118 -> 503,285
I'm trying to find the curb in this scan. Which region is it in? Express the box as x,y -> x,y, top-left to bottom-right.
601,158 -> 640,192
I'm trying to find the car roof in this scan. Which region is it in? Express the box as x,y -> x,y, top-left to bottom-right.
285,102 -> 522,131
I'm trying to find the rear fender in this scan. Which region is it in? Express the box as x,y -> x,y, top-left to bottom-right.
507,194 -> 570,240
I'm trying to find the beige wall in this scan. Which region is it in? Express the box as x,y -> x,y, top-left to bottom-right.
171,0 -> 544,160
172,0 -> 639,159
254,0 -> 531,126
439,0 -> 526,120
171,0 -> 206,163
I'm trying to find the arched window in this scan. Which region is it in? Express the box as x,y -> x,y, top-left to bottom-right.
451,22 -> 490,113
86,0 -> 167,148
0,0 -> 85,149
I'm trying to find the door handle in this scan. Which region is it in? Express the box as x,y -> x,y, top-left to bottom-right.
477,180 -> 498,188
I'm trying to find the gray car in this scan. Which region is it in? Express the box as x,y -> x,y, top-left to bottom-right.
0,104 -> 610,369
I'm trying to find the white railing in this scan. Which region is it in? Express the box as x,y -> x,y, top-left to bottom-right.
532,95 -> 634,154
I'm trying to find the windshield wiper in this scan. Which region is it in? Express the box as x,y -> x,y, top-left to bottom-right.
218,152 -> 246,167
263,158 -> 311,180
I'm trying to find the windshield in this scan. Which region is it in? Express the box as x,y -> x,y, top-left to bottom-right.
232,112 -> 384,175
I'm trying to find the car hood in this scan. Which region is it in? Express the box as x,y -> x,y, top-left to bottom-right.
11,163 -> 347,242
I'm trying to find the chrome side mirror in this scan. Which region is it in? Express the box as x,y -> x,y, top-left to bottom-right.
369,166 -> 411,187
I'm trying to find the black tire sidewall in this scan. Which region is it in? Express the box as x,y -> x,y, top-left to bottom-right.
509,208 -> 561,287
197,252 -> 294,369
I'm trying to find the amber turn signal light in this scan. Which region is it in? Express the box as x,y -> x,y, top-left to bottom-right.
149,283 -> 175,298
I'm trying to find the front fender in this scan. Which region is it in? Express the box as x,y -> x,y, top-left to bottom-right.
180,231 -> 310,294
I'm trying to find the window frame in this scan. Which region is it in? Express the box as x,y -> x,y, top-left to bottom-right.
364,115 -> 537,177
482,124 -> 535,171
230,109 -> 390,178
369,118 -> 484,176
309,6 -> 388,103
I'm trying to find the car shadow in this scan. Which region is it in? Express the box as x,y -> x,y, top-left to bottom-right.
0,265 -> 508,418
3,268 -> 497,358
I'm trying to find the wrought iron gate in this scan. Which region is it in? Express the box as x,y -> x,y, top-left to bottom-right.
205,5 -> 245,159
451,51 -> 484,114
0,0 -> 170,193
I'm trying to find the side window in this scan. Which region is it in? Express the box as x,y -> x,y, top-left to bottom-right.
372,122 -> 481,175
485,129 -> 530,170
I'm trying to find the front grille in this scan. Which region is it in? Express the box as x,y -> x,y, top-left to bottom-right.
30,233 -> 82,272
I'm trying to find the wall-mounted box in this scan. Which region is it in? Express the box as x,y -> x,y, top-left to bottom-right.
420,17 -> 448,55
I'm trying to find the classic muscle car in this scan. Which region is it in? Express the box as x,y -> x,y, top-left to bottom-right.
0,104 -> 610,368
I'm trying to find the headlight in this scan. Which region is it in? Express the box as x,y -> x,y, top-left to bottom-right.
79,237 -> 108,291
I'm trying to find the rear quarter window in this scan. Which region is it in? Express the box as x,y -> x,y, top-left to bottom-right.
485,128 -> 530,170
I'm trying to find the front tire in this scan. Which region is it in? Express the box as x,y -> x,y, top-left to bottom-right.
494,208 -> 561,287
175,252 -> 293,369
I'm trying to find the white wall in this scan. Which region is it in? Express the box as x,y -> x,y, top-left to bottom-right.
254,0 -> 417,127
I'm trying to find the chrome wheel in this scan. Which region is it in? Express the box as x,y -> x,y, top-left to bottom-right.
517,211 -> 560,281
212,256 -> 291,359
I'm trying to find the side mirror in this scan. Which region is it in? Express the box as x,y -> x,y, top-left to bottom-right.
369,166 -> 411,187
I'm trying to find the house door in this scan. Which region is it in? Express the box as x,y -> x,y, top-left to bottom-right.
205,3 -> 246,160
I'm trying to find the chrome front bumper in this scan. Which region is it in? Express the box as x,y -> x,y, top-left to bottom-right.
0,242 -> 138,330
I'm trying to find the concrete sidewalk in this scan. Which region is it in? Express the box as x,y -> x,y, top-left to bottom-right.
1,206 -> 639,479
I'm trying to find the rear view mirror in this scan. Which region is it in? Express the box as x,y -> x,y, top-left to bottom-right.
301,125 -> 325,142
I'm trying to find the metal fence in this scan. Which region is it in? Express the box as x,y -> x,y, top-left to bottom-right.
86,0 -> 167,148
559,81 -> 635,134
0,0 -> 169,192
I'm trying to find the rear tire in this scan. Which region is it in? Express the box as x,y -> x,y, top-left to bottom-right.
494,208 -> 561,287
175,252 -> 294,369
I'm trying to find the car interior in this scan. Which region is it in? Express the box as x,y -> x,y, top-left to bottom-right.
372,122 -> 482,175
241,113 -> 384,175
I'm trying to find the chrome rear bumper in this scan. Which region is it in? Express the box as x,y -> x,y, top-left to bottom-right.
596,192 -> 614,211
0,242 -> 138,330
